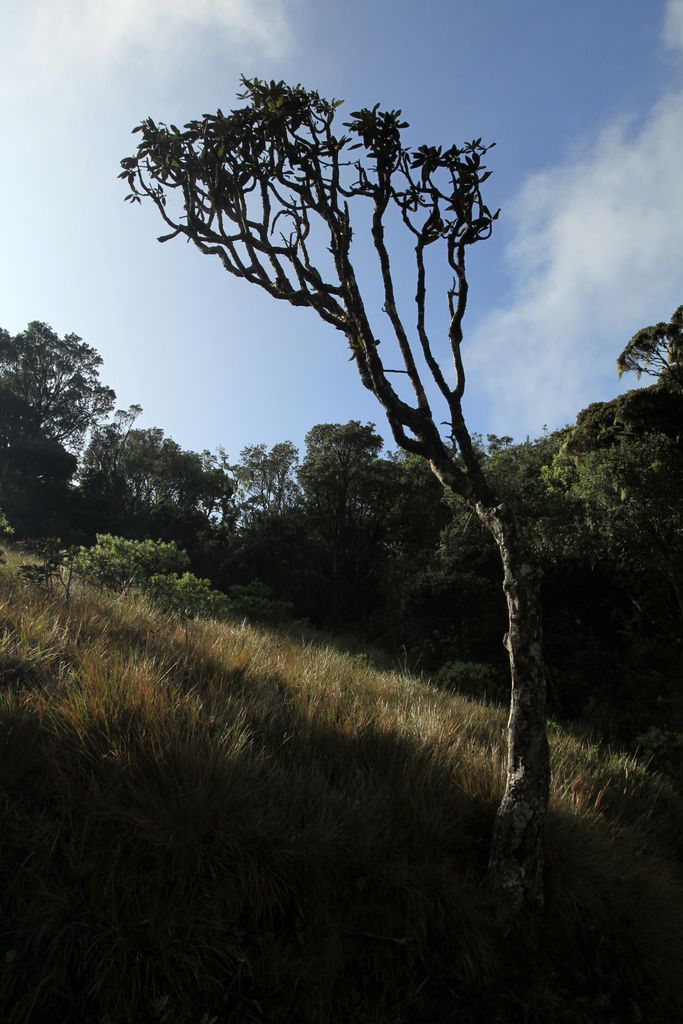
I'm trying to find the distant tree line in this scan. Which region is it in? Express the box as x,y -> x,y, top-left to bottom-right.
2,315 -> 682,783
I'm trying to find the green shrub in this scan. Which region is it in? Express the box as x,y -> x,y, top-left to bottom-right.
14,538 -> 78,603
148,571 -> 230,622
74,534 -> 189,592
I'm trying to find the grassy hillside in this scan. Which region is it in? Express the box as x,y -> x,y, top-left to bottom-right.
1,553 -> 682,1023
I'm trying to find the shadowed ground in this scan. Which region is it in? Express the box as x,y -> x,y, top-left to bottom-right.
0,559 -> 682,1023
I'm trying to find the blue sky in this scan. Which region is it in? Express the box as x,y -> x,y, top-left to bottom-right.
1,0 -> 682,459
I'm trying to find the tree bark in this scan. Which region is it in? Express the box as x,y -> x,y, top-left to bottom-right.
477,501 -> 550,919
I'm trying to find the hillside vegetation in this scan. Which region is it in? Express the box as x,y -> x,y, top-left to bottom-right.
1,554 -> 682,1023
4,319 -> 683,782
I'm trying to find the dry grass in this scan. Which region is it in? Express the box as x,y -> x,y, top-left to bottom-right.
0,552 -> 682,1023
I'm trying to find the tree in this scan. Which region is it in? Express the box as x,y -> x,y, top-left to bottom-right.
0,379 -> 81,540
0,322 -> 116,450
0,321 -> 115,539
234,440 -> 300,523
121,77 -> 549,918
78,404 -> 142,525
617,305 -> 683,387
80,413 -> 235,566
229,440 -> 304,606
554,367 -> 683,639
298,421 -> 401,623
560,309 -> 683,637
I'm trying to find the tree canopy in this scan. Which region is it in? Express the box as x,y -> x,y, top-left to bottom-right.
0,321 -> 115,450
0,320 -> 115,538
617,304 -> 683,387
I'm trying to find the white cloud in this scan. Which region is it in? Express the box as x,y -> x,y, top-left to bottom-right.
664,0 -> 683,50
467,1 -> 683,437
3,0 -> 296,86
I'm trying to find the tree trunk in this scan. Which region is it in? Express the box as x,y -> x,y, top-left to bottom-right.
477,501 -> 550,920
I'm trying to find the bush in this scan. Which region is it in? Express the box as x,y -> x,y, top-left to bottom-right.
74,534 -> 189,592
148,571 -> 230,622
16,538 -> 78,601
226,580 -> 294,624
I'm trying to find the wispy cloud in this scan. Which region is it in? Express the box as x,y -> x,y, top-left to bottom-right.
467,0 -> 683,436
665,0 -> 683,50
3,0 -> 296,88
